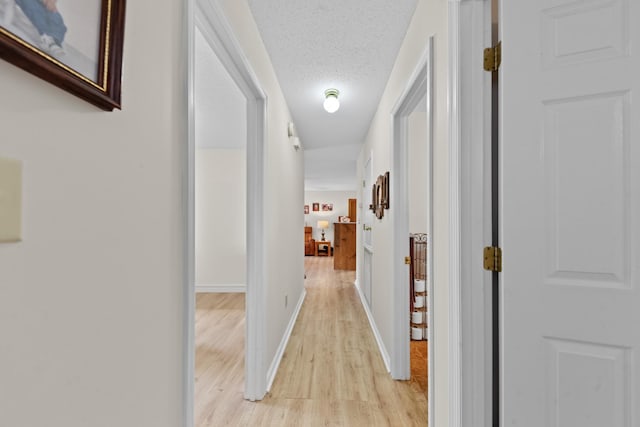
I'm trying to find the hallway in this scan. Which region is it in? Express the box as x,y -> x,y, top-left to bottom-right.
195,257 -> 427,426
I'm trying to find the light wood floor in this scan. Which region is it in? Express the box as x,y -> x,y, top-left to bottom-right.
195,256 -> 428,426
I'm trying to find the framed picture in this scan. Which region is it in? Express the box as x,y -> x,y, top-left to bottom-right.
0,0 -> 126,110
312,203 -> 319,212
304,205 -> 309,214
370,172 -> 390,219
322,203 -> 333,212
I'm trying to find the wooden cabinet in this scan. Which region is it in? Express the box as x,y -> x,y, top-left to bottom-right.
348,198 -> 357,222
333,222 -> 356,270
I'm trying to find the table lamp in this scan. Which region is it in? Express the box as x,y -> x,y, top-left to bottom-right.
317,220 -> 329,241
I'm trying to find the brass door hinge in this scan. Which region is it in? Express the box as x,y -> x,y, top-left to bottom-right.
484,41 -> 501,72
483,246 -> 502,272
405,256 -> 411,265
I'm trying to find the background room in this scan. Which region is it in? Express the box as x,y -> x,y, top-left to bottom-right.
304,191 -> 356,244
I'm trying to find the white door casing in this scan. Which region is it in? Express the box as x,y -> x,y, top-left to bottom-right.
190,0 -> 268,407
448,0 -> 494,426
391,37 -> 433,380
501,0 -> 638,425
391,36 -> 434,427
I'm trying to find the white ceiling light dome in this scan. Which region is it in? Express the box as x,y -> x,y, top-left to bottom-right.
323,88 -> 340,113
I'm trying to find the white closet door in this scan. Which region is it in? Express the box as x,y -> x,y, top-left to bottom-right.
501,0 -> 639,425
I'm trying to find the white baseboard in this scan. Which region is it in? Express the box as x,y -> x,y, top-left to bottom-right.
354,282 -> 391,373
266,289 -> 307,392
195,284 -> 246,293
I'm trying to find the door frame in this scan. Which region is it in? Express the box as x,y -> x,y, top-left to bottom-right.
360,151 -> 374,307
185,0 -> 268,422
448,0 -> 494,425
390,36 -> 435,427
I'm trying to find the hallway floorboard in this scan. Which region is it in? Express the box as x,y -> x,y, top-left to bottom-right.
195,257 -> 427,426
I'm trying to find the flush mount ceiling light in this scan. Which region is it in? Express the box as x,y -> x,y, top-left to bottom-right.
323,88 -> 340,113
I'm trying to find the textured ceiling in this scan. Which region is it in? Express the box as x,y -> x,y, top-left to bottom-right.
248,0 -> 418,190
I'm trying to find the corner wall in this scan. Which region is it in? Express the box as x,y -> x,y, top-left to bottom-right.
356,0 -> 449,425
0,0 -> 186,425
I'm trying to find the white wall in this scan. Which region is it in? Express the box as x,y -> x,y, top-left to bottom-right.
195,148 -> 246,286
0,0 -> 186,425
218,0 -> 305,380
408,111 -> 429,234
356,0 -> 449,425
304,190 -> 356,244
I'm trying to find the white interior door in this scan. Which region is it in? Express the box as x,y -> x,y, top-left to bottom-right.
501,1 -> 639,425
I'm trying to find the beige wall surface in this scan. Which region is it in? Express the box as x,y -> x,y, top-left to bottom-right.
196,148 -> 246,286
356,0 -> 449,425
0,0 -> 187,426
408,111 -> 429,234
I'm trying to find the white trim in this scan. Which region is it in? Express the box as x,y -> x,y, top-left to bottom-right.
449,0 -> 494,426
448,3 -> 463,425
195,284 -> 247,293
266,290 -> 307,392
390,37 -> 434,387
425,51 -> 436,427
355,282 -> 391,372
191,0 -> 269,406
183,0 -> 196,425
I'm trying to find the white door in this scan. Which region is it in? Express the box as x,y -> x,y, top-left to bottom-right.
501,1 -> 639,425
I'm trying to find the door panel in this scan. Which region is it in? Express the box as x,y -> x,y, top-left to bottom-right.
501,0 -> 638,425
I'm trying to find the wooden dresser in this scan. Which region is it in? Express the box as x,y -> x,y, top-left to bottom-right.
333,222 -> 356,270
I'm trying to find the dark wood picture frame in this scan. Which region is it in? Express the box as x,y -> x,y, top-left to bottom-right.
369,171 -> 390,219
383,171 -> 390,208
0,0 -> 126,111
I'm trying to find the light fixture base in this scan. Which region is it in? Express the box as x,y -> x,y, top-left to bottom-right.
324,88 -> 339,98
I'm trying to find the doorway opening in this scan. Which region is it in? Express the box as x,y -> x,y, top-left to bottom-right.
193,22 -> 248,423
406,67 -> 432,404
391,37 -> 434,427
186,1 -> 268,423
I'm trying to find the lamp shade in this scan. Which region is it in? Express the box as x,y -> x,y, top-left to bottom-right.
317,220 -> 329,229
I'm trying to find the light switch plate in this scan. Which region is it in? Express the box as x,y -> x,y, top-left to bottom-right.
0,157 -> 22,242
